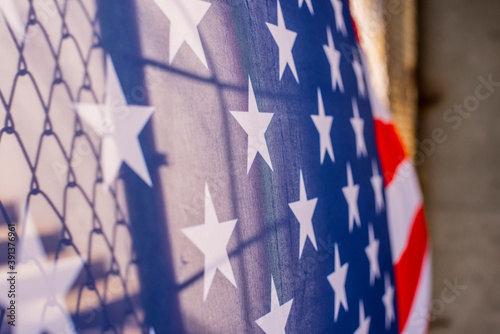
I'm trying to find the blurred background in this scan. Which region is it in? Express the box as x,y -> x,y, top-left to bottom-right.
354,0 -> 500,333
419,1 -> 500,333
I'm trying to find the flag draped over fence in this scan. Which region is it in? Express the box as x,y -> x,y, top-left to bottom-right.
0,0 -> 430,333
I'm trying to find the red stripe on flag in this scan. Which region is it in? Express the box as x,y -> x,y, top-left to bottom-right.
393,207 -> 428,332
374,120 -> 407,185
347,0 -> 360,43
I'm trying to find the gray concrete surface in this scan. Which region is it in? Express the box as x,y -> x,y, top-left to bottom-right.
418,1 -> 500,333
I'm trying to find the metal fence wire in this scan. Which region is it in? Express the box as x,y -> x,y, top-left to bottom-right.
0,0 -> 145,332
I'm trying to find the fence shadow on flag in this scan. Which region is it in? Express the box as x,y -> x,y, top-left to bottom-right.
97,0 -> 186,332
96,0 -> 294,332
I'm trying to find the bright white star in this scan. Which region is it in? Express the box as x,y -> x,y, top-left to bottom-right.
365,223 -> 381,285
182,183 -> 238,301
311,88 -> 334,164
74,56 -> 155,187
154,0 -> 211,68
354,300 -> 371,334
298,0 -> 314,15
330,0 -> 347,36
352,54 -> 366,97
231,77 -> 274,174
0,215 -> 82,333
382,273 -> 396,329
327,244 -> 349,321
255,276 -> 294,334
266,0 -> 299,83
323,26 -> 344,92
370,159 -> 385,214
350,98 -> 368,158
342,162 -> 361,232
288,169 -> 318,259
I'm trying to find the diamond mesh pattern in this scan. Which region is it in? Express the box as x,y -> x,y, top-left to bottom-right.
0,1 -> 145,332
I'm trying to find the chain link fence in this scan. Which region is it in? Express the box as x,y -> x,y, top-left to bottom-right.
0,0 -> 145,332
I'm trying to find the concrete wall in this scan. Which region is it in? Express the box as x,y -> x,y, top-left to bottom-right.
418,1 -> 500,333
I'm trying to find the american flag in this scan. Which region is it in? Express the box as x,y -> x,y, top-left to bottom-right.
0,0 -> 430,332
101,0 -> 432,332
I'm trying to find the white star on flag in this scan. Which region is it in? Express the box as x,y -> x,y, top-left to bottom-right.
352,54 -> 366,97
323,26 -> 344,92
255,276 -> 294,334
350,98 -> 368,158
182,183 -> 238,301
330,0 -> 347,36
266,0 -> 299,83
298,0 -> 314,15
0,0 -> 24,41
370,159 -> 385,214
364,223 -> 381,285
288,169 -> 318,259
342,162 -> 361,232
0,215 -> 83,333
382,273 -> 396,329
154,0 -> 211,68
311,88 -> 334,164
75,56 -> 155,187
327,244 -> 349,321
354,300 -> 371,334
231,77 -> 274,174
